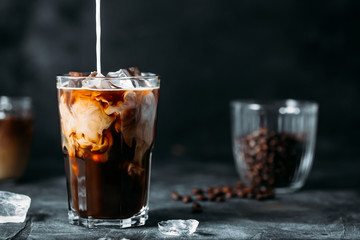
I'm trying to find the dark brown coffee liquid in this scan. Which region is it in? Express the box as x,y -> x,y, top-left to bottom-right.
59,88 -> 159,219
0,117 -> 33,179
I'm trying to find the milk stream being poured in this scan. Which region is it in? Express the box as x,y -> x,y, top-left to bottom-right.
96,0 -> 101,75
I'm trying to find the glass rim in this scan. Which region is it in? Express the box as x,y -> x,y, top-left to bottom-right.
0,96 -> 33,118
56,73 -> 160,80
230,99 -> 318,108
230,99 -> 318,114
56,73 -> 160,89
0,96 -> 32,102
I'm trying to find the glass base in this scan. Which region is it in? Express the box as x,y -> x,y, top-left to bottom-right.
68,207 -> 148,228
275,181 -> 304,194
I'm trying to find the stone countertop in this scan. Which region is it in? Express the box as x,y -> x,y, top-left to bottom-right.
0,158 -> 359,240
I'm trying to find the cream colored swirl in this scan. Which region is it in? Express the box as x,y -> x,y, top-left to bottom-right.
59,89 -> 157,164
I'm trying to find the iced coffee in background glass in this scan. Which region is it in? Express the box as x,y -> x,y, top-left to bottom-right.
57,69 -> 160,228
0,96 -> 33,180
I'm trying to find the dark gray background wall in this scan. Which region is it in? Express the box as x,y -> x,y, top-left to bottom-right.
0,0 -> 359,176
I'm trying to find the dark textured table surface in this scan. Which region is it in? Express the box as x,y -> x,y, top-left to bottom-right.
0,157 -> 359,240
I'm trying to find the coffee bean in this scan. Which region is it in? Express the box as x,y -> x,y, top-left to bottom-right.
261,144 -> 268,151
258,127 -> 268,136
206,187 -> 214,193
246,192 -> 254,199
256,193 -> 265,200
267,188 -> 275,198
171,192 -> 182,201
236,181 -> 245,189
268,179 -> 275,185
192,202 -> 203,213
215,196 -> 225,202
196,194 -> 208,201
225,192 -> 234,198
213,187 -> 224,196
277,146 -> 285,153
222,186 -> 232,193
259,186 -> 267,193
236,190 -> 245,198
243,186 -> 254,193
191,188 -> 203,195
208,192 -> 216,201
182,195 -> 192,203
176,178 -> 276,212
254,176 -> 261,184
238,128 -> 303,189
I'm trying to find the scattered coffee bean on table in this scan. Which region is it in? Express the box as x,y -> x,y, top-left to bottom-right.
170,124 -> 305,213
225,192 -> 234,198
191,188 -> 203,195
171,192 -> 182,201
215,196 -> 225,202
206,187 -> 214,193
196,194 -> 208,201
171,181 -> 276,213
182,195 -> 192,203
192,201 -> 203,213
208,192 -> 216,201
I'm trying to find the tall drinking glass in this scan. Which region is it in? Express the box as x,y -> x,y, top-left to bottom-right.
57,74 -> 160,228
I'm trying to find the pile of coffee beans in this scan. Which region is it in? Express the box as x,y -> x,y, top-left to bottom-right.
239,127 -> 304,188
171,181 -> 275,213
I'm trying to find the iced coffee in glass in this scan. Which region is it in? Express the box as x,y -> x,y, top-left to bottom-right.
0,96 -> 33,180
57,69 -> 160,228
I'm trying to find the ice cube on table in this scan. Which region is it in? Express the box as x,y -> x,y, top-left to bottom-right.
0,191 -> 31,223
158,219 -> 199,236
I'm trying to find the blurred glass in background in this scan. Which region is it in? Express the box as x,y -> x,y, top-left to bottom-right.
0,96 -> 33,180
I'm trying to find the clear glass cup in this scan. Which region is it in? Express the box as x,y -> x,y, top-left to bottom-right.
230,99 -> 318,193
0,96 -> 33,180
57,74 -> 160,228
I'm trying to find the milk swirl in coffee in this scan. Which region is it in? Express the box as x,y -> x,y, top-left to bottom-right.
58,70 -> 159,220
